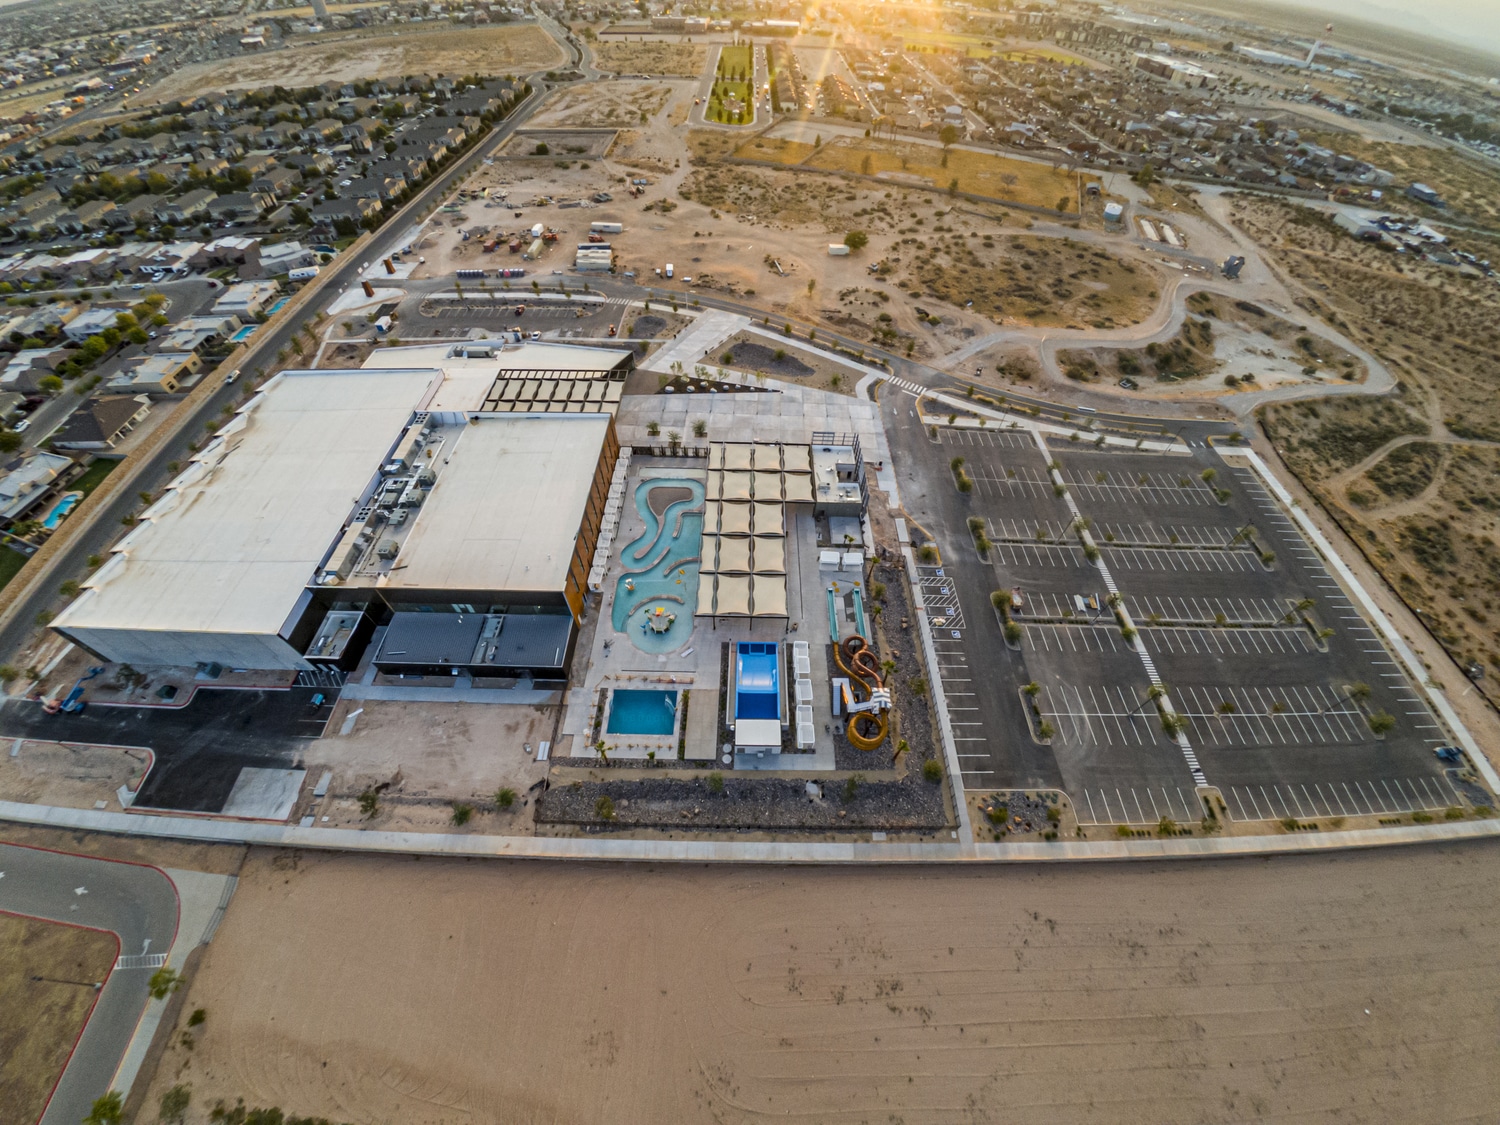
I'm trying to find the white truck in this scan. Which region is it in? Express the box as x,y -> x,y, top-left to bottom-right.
664,263 -> 674,278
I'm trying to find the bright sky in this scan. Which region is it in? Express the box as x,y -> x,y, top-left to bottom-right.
1281,0 -> 1500,57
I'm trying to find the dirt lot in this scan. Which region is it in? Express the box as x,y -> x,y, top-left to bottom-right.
304,698 -> 554,833
140,25 -> 563,103
142,843 -> 1500,1123
525,80 -> 673,129
0,740 -> 149,810
1237,193 -> 1500,704
904,233 -> 1160,330
0,913 -> 117,1124
1058,290 -> 1367,393
591,40 -> 706,77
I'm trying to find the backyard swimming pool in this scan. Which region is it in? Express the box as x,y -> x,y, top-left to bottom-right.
42,491 -> 82,530
611,476 -> 704,654
229,325 -> 256,343
606,688 -> 679,735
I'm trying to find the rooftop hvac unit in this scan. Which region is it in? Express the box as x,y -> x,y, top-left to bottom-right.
377,539 -> 400,560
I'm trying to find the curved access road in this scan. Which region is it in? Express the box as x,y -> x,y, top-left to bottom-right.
0,842 -> 177,1125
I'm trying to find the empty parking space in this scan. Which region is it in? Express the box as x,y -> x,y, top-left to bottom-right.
939,429 -> 1036,451
1037,683 -> 1167,749
1102,545 -> 1262,573
1125,594 -> 1291,626
966,468 -> 1053,499
1142,626 -> 1316,656
1061,468 -> 1218,506
1169,684 -> 1369,747
1074,784 -> 1204,826
1222,774 -> 1463,821
1025,624 -> 1124,653
993,541 -> 1089,569
1093,522 -> 1244,548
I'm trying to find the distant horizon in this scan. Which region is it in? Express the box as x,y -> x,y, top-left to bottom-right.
1265,0 -> 1500,59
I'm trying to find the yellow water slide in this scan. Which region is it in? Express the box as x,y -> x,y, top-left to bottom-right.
833,634 -> 890,751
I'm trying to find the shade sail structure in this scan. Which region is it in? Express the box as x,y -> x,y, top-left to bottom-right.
752,470 -> 782,500
752,536 -> 785,574
718,501 -> 752,536
696,574 -> 717,616
753,501 -> 784,536
723,443 -> 755,471
782,474 -> 814,503
751,574 -> 787,617
714,574 -> 752,616
702,501 -> 723,535
721,470 -> 754,501
716,536 -> 753,573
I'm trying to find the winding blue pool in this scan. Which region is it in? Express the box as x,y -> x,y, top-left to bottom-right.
42,491 -> 81,530
611,476 -> 704,654
266,297 -> 290,316
606,688 -> 679,735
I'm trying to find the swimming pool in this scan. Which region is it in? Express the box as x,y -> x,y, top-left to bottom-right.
606,688 -> 679,735
266,297 -> 290,316
229,325 -> 256,343
734,642 -> 781,721
42,491 -> 82,531
611,476 -> 704,654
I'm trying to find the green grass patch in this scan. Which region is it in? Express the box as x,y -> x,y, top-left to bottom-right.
0,545 -> 26,591
71,459 -> 118,496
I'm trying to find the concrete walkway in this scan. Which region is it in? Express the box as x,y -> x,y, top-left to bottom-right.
3,797 -> 1499,862
641,309 -> 750,374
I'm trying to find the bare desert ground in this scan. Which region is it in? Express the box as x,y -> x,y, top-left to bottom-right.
145,843 -> 1500,1124
1,913 -> 117,1123
140,25 -> 563,103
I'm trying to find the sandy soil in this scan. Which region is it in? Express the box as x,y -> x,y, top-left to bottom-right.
143,843 -> 1500,1124
0,739 -> 149,810
303,699 -> 554,833
0,913 -> 117,1124
140,25 -> 563,104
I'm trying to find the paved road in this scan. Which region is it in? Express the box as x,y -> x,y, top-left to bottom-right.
0,75 -> 557,668
0,842 -> 178,1125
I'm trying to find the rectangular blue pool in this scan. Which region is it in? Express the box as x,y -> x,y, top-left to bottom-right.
735,642 -> 781,721
606,688 -> 678,735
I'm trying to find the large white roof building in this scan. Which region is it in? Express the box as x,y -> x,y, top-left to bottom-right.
52,343 -> 632,673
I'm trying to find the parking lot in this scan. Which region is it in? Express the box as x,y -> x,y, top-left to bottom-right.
887,401 -> 1475,826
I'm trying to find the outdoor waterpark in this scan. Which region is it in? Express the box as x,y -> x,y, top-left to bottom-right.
565,439 -> 906,773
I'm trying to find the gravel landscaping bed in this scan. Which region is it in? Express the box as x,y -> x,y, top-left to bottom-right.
536,773 -> 946,831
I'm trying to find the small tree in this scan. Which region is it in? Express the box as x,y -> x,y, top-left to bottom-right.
83,1092 -> 124,1125
148,966 -> 181,1000
1368,711 -> 1396,735
595,794 -> 616,820
451,802 -> 474,826
844,230 -> 869,252
922,759 -> 943,782
358,788 -> 379,817
495,787 -> 516,809
707,771 -> 724,794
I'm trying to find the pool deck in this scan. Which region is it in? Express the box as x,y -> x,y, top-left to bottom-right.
564,457 -> 838,769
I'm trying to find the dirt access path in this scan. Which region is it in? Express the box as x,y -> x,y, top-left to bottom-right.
143,843 -> 1500,1123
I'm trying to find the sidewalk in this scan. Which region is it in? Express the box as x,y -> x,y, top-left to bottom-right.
4,797 -> 1497,864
